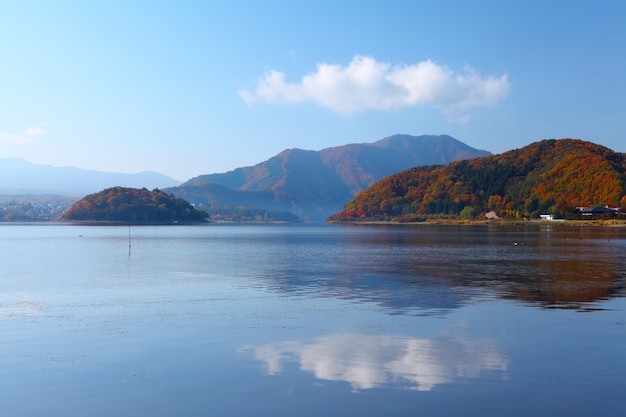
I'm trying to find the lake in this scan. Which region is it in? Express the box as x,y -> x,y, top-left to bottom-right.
1,223 -> 625,416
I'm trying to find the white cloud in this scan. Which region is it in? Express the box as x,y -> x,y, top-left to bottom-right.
239,55 -> 510,119
24,127 -> 46,136
238,89 -> 257,105
242,331 -> 508,392
0,127 -> 47,144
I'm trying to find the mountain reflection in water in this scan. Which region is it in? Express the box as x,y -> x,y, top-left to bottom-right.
242,329 -> 508,391
1,224 -> 624,417
250,224 -> 626,312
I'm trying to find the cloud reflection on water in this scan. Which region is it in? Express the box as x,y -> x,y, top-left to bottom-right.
243,330 -> 508,391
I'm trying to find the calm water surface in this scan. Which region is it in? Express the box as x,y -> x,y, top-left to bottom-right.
1,223 -> 625,416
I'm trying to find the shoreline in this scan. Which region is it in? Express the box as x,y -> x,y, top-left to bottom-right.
327,219 -> 626,227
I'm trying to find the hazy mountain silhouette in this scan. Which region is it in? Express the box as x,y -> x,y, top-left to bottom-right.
0,157 -> 182,196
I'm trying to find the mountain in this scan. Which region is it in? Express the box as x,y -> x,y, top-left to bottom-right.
330,139 -> 626,222
168,134 -> 491,221
0,157 -> 182,195
62,186 -> 207,223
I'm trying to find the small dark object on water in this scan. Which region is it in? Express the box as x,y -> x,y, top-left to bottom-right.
514,241 -> 526,246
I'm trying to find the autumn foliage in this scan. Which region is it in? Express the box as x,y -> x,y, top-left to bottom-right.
329,139 -> 626,221
62,187 -> 208,223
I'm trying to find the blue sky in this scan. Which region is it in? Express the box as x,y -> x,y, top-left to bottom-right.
1,1 -> 624,181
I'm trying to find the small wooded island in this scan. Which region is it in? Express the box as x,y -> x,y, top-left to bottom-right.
62,186 -> 208,223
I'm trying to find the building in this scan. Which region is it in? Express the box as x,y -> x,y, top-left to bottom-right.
575,206 -> 621,219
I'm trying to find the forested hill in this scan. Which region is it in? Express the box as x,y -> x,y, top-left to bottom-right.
62,187 -> 208,223
329,139 -> 626,221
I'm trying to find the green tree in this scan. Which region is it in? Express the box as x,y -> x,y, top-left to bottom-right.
459,206 -> 476,219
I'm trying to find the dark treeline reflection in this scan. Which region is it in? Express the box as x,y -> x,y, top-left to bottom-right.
243,224 -> 626,312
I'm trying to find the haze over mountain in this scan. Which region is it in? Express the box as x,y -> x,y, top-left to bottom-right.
331,138 -> 626,222
0,157 -> 182,195
168,134 -> 491,221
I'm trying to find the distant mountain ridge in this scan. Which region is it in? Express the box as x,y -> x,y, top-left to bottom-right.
168,134 -> 491,221
0,157 -> 182,195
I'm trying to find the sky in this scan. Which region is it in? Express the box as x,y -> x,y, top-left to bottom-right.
1,1 -> 624,181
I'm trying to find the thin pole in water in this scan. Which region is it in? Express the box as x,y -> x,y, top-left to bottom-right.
128,224 -> 131,256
